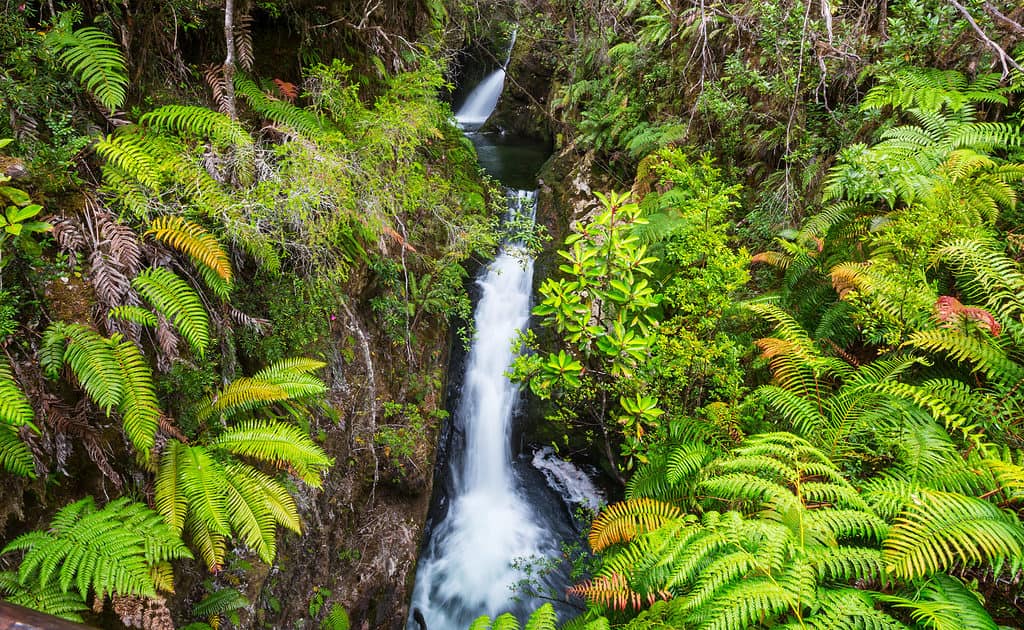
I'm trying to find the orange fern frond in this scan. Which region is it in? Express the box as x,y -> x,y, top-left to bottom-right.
567,573 -> 663,611
751,251 -> 791,269
272,79 -> 298,103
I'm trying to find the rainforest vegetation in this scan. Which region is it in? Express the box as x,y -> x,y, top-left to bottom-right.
1,0 -> 1024,629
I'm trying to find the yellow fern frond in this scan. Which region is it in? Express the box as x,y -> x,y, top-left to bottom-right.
589,498 -> 683,552
146,216 -> 232,283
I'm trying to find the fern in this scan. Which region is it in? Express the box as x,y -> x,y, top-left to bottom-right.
146,215 -> 233,295
140,105 -> 253,151
112,337 -> 160,454
1,497 -> 190,601
194,358 -> 327,422
876,574 -> 999,630
0,358 -> 38,477
43,322 -> 161,456
209,419 -> 333,486
882,488 -> 1024,579
43,322 -> 123,412
0,571 -> 88,622
46,13 -> 128,110
234,74 -> 333,138
108,305 -> 158,328
468,604 -> 558,630
588,497 -> 683,552
133,267 -> 211,358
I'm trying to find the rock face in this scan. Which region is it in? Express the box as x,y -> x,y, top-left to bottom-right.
251,291 -> 451,630
480,25 -> 557,141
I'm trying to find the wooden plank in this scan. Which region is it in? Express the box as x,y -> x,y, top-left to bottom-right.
0,601 -> 95,629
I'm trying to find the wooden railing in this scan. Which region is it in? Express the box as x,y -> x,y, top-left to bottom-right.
0,601 -> 94,629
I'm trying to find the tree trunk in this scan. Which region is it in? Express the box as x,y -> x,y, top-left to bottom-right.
223,0 -> 237,119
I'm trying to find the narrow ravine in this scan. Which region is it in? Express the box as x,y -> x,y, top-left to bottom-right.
407,49 -> 602,629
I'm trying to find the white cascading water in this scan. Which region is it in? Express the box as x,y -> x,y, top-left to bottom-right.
454,30 -> 517,131
409,36 -> 604,629
408,192 -> 550,630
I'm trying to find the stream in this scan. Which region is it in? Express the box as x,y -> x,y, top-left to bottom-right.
407,53 -> 603,630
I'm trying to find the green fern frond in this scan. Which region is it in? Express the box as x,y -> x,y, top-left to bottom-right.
222,462 -> 277,562
808,547 -> 887,583
0,359 -> 38,478
113,337 -> 160,455
108,305 -> 158,327
0,571 -> 88,622
140,105 -> 253,151
210,420 -> 333,486
192,587 -> 249,618
43,322 -> 123,413
235,74 -> 333,138
229,463 -> 301,533
133,267 -> 211,358
883,489 -> 1024,579
146,216 -> 233,285
95,131 -> 164,191
903,329 -> 1023,387
47,17 -> 128,110
194,378 -> 292,423
2,497 -> 189,600
876,574 -> 998,630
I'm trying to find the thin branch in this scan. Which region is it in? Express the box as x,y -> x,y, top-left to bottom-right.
946,0 -> 1024,77
984,2 -> 1024,35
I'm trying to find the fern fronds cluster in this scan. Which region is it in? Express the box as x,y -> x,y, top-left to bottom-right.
193,357 -> 328,423
133,267 -> 211,358
42,322 -> 161,456
571,432 -> 1019,629
155,359 -> 332,571
468,604 -> 557,630
1,497 -> 190,602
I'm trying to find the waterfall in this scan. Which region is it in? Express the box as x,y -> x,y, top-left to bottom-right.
409,192 -> 552,630
410,50 -> 603,630
454,29 -> 517,131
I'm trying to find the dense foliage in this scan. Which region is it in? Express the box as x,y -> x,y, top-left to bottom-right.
481,1 -> 1024,628
3,0 -> 1024,628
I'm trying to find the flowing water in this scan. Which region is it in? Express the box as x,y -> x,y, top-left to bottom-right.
407,46 -> 602,630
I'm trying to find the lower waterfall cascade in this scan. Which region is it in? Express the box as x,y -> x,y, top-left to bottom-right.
407,58 -> 602,630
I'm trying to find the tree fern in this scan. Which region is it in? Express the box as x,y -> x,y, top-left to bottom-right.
46,13 -> 128,110
133,267 -> 211,358
1,497 -> 190,601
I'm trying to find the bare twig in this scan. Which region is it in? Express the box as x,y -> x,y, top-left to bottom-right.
947,0 -> 1024,77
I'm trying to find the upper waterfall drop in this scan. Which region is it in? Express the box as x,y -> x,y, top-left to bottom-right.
454,29 -> 517,131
